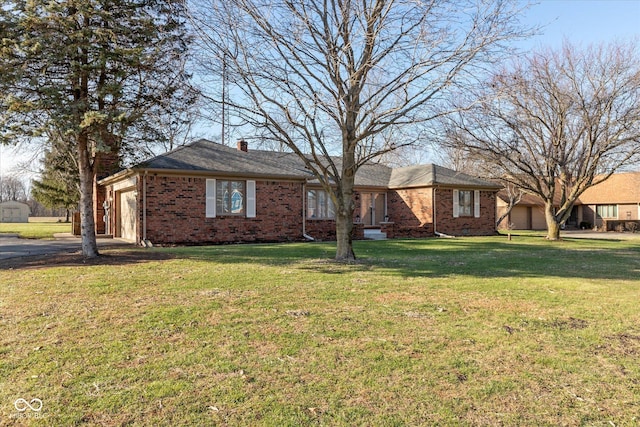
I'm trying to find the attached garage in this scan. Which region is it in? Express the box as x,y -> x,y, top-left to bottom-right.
118,190 -> 137,242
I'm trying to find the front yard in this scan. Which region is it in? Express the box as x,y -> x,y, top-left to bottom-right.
1,236 -> 639,426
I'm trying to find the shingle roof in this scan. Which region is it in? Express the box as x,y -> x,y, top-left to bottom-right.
578,172 -> 640,204
389,164 -> 501,189
138,139 -> 309,179
120,139 -> 499,189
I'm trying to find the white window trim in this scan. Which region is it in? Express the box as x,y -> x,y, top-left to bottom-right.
474,190 -> 481,218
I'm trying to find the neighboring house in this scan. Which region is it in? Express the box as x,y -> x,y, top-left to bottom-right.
97,139 -> 500,244
497,171 -> 640,230
497,193 -> 549,230
0,201 -> 30,223
578,172 -> 640,229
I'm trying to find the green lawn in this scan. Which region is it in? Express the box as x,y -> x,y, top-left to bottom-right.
0,221 -> 70,239
1,236 -> 639,426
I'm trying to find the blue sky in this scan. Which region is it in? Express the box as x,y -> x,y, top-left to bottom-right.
1,0 -> 639,179
520,0 -> 639,48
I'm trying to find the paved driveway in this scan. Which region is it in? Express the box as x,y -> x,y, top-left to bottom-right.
0,233 -> 131,260
561,230 -> 640,241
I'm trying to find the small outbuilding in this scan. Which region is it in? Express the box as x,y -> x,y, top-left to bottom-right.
0,201 -> 30,223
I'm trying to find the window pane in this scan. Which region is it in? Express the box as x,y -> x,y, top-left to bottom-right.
307,189 -> 335,219
327,195 -> 335,218
459,190 -> 472,216
597,205 -> 617,218
217,181 -> 229,213
231,181 -> 244,214
307,190 -> 317,218
318,191 -> 326,218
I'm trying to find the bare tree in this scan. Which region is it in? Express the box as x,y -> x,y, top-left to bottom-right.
191,0 -> 529,260
0,174 -> 28,202
443,41 -> 640,240
495,182 -> 524,228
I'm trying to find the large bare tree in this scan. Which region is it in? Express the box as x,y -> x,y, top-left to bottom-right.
443,41 -> 640,240
192,0 -> 529,260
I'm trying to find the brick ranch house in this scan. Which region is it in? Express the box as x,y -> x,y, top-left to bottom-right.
497,171 -> 640,230
97,139 -> 501,245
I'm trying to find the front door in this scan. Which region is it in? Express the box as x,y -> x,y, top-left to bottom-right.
360,192 -> 386,226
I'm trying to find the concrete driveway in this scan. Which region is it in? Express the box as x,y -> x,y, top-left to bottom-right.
561,230 -> 640,241
0,233 -> 131,260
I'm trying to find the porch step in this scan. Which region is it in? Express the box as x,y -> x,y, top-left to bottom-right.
364,229 -> 387,240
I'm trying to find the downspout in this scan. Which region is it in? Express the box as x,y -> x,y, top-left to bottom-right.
302,181 -> 315,241
142,171 -> 152,247
433,186 -> 455,238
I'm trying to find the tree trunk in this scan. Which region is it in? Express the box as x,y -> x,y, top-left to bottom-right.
77,137 -> 99,258
544,202 -> 561,240
335,210 -> 356,261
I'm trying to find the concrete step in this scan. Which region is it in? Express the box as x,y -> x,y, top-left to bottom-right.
364,229 -> 387,240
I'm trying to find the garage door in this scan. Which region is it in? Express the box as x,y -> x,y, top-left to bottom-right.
120,190 -> 137,242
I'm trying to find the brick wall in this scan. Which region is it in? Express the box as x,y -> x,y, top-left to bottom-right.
142,176 -> 305,244
104,174 -> 498,244
306,219 -> 364,241
435,189 -> 496,236
385,188 -> 434,238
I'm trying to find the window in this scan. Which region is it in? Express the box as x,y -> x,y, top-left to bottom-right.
596,205 -> 617,219
458,190 -> 473,217
206,179 -> 256,218
453,189 -> 480,218
217,180 -> 245,215
307,189 -> 335,219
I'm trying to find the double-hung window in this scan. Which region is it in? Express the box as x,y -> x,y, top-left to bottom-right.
217,180 -> 245,215
206,179 -> 256,218
307,189 -> 335,219
596,205 -> 617,219
453,189 -> 480,218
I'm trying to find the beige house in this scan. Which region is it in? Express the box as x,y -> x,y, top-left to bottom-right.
0,201 -> 30,223
498,171 -> 640,230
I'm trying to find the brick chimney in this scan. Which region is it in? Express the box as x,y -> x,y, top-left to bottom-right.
237,139 -> 248,152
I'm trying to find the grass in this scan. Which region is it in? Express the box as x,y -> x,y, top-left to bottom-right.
0,220 -> 70,239
1,236 -> 639,426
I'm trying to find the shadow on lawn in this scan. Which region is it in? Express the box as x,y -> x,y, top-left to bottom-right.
0,249 -> 176,270
172,236 -> 640,282
3,237 -> 638,282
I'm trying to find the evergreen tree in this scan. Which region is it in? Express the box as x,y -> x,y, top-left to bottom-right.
32,143 -> 80,222
0,0 -> 192,257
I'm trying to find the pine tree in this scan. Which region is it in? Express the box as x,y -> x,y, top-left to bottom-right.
1,0 -> 192,257
32,143 -> 80,223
